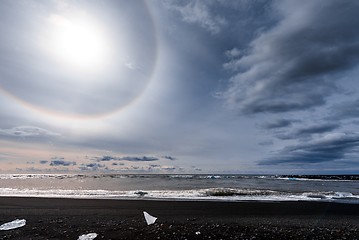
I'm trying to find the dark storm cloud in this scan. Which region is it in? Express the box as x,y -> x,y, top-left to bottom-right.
259,133 -> 359,165
275,123 -> 340,140
295,124 -> 340,136
221,0 -> 359,114
262,119 -> 294,129
330,99 -> 359,120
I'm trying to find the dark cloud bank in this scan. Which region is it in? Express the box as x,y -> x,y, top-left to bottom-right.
260,133 -> 359,165
275,123 -> 340,140
222,0 -> 359,114
262,119 -> 294,129
219,0 -> 359,167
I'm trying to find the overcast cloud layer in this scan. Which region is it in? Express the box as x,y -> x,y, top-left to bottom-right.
0,0 -> 358,174
221,0 -> 359,114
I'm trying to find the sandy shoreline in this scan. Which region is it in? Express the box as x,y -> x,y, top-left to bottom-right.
0,197 -> 358,239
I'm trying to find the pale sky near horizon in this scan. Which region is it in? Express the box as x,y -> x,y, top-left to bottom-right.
0,0 -> 359,174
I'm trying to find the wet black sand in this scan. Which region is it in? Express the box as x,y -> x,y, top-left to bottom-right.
0,197 -> 358,239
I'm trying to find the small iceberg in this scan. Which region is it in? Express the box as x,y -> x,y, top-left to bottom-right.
0,219 -> 26,230
78,233 -> 98,240
143,211 -> 157,225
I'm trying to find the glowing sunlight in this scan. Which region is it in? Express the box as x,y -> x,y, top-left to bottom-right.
47,14 -> 111,71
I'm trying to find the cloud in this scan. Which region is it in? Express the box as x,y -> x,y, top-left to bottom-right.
120,156 -> 159,162
117,164 -> 183,172
262,119 -> 294,129
161,155 -> 176,160
330,99 -> 359,120
259,132 -> 359,165
79,163 -> 105,171
225,48 -> 241,59
149,164 -> 161,168
0,126 -> 60,137
190,166 -> 202,171
258,140 -> 274,146
95,155 -> 159,162
294,124 -> 340,136
124,61 -> 139,70
50,159 -> 76,166
39,160 -> 48,164
165,0 -> 226,34
220,0 -> 359,114
276,123 -> 340,140
97,156 -> 117,161
161,165 -> 180,171
112,162 -> 124,166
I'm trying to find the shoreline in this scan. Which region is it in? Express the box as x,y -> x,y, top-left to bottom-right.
0,197 -> 358,239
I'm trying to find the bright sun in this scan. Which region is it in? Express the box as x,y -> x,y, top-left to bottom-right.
47,14 -> 110,71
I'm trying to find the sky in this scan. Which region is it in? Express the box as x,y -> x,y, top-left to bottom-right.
0,0 -> 359,174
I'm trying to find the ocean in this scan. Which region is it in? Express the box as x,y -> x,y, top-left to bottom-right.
0,174 -> 357,203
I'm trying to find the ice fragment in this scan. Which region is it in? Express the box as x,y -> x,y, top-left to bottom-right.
78,233 -> 98,240
143,211 -> 157,225
0,219 -> 26,231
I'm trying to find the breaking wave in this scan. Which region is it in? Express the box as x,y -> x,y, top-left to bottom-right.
0,187 -> 357,203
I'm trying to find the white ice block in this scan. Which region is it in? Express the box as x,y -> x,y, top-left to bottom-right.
143,211 -> 157,225
78,233 -> 98,240
0,219 -> 26,231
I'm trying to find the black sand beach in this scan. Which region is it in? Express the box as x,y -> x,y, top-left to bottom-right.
0,197 -> 358,239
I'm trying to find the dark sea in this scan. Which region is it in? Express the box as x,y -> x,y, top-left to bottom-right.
0,174 -> 357,203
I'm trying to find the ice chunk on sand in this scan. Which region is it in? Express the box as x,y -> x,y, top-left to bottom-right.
78,233 -> 98,240
143,211 -> 157,225
0,219 -> 26,230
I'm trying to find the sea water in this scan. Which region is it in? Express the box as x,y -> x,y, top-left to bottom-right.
0,174 -> 357,203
